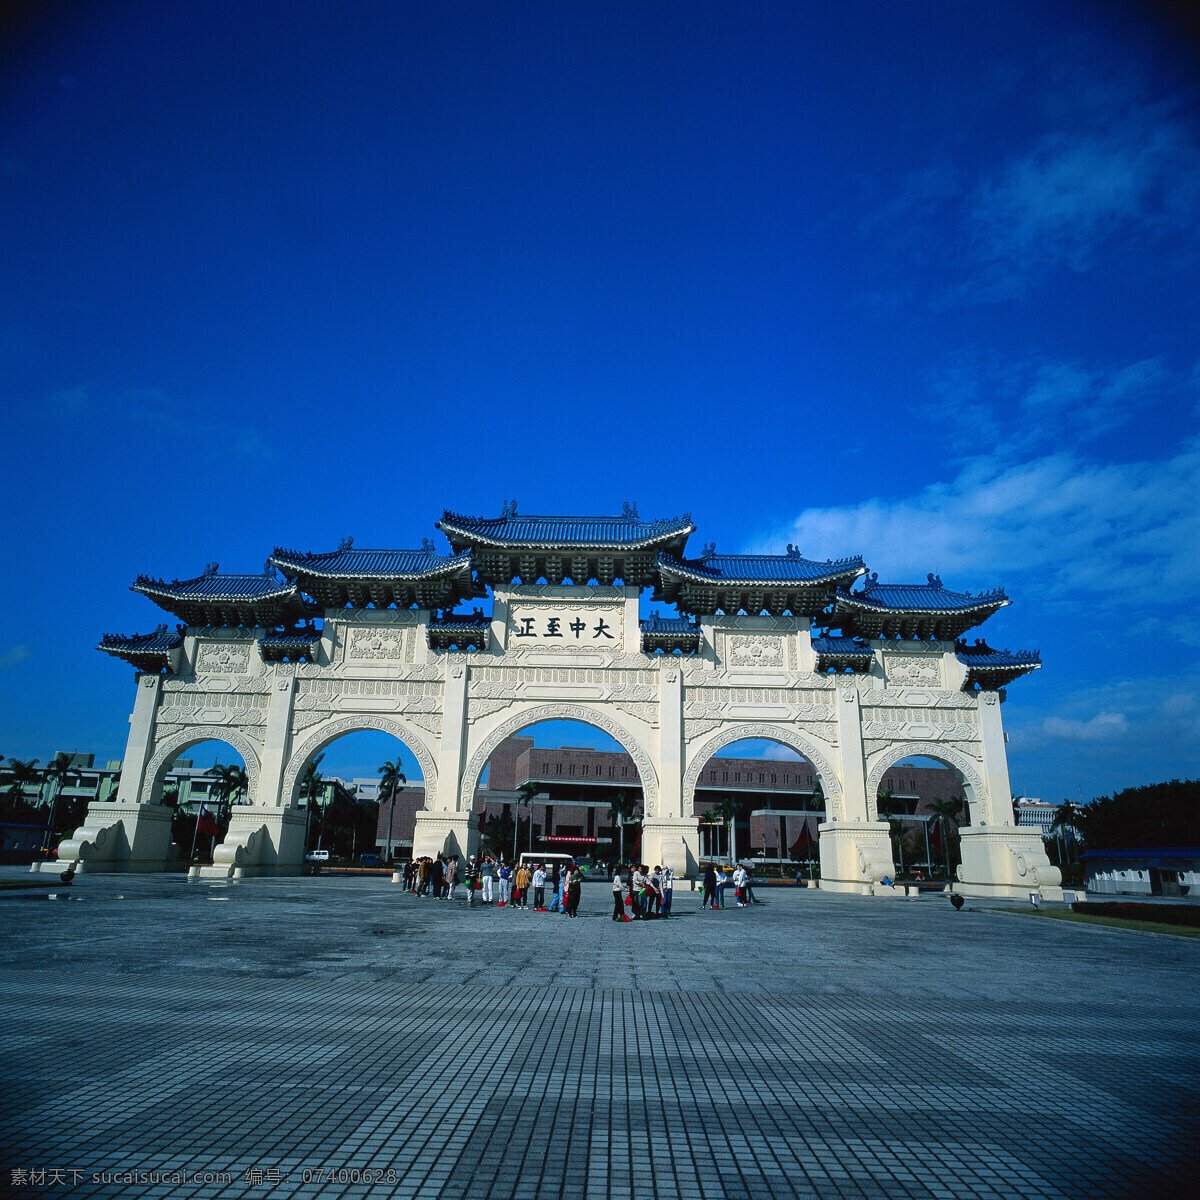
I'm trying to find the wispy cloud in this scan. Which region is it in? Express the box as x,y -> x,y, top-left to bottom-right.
963,95 -> 1200,297
119,388 -> 279,462
0,644 -> 32,671
753,437 -> 1200,612
923,352 -> 1180,457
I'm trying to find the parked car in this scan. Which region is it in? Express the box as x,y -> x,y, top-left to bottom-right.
305,850 -> 330,863
359,853 -> 385,868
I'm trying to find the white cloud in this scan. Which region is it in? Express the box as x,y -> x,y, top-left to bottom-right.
756,438 -> 1200,610
1038,711 -> 1129,743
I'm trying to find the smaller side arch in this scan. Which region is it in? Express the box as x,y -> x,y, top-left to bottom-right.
682,723 -> 844,819
459,703 -> 660,815
141,726 -> 262,805
866,743 -> 987,823
281,715 -> 439,809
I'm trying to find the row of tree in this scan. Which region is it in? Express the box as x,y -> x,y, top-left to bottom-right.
1049,780 -> 1200,855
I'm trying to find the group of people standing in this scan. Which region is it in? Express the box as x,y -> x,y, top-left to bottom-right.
700,862 -> 757,909
611,863 -> 674,920
397,853 -> 583,916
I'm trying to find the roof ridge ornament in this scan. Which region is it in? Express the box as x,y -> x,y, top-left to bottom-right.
701,542 -> 716,561
262,559 -> 276,579
786,544 -> 801,558
499,499 -> 519,519
338,536 -> 353,551
421,537 -> 435,552
927,572 -> 943,590
203,562 -> 218,577
622,500 -> 639,519
866,571 -> 878,588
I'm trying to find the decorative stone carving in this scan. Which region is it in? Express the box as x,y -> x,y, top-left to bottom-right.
460,704 -> 659,815
610,702 -> 658,727
282,716 -> 438,808
195,642 -> 251,674
467,699 -> 515,722
347,628 -> 406,660
682,723 -> 843,817
727,635 -> 786,667
885,655 -> 943,688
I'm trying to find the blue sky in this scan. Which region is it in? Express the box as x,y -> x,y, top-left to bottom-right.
2,1 -> 1197,802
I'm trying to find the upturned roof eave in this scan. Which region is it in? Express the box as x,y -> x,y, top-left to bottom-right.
437,517 -> 695,553
657,556 -> 866,588
269,551 -> 474,583
835,593 -> 1011,617
131,579 -> 299,604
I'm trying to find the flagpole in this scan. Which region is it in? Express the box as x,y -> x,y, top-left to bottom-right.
189,801 -> 201,861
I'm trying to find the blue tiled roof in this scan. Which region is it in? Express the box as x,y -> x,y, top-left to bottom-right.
99,627 -> 183,652
659,547 -> 865,584
134,571 -> 295,600
430,610 -> 490,628
839,573 -> 1008,612
640,613 -> 700,635
271,545 -> 471,578
439,502 -> 694,547
812,636 -> 874,656
956,643 -> 1040,668
260,628 -> 322,646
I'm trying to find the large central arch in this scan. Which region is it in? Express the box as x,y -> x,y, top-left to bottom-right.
282,715 -> 439,809
865,743 -> 987,823
459,703 -> 660,814
682,723 -> 844,818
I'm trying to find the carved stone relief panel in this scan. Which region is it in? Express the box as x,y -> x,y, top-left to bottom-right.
195,642 -> 251,675
884,654 -> 944,689
727,635 -> 786,668
347,627 -> 408,661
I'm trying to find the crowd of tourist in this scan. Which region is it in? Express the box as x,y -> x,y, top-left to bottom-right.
394,854 -> 760,916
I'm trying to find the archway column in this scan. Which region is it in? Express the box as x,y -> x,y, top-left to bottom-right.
957,691 -> 1062,900
193,671 -> 309,877
413,659 -> 474,860
818,685 -> 898,895
641,663 -> 699,877
38,673 -> 177,874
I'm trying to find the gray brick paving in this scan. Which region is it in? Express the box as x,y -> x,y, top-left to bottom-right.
0,873 -> 1197,1199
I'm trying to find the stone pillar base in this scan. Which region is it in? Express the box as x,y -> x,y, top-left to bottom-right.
197,807 -> 307,880
957,827 -> 1063,901
818,822 -> 895,895
34,801 -> 176,874
412,811 -> 478,862
639,818 -> 700,879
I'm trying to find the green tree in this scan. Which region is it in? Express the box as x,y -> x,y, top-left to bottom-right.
1050,801 -> 1084,861
205,762 -> 248,827
699,796 -> 738,865
377,759 -> 407,860
483,808 -> 516,858
42,752 -> 82,853
300,754 -> 326,851
606,790 -> 642,865
0,758 -> 41,822
516,780 -> 541,858
930,796 -> 964,878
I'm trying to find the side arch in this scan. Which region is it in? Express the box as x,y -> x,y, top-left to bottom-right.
459,703 -> 660,815
865,743 -> 987,823
141,726 -> 262,805
682,723 -> 844,819
282,715 -> 438,809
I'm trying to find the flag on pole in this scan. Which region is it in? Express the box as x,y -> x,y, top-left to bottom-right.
196,804 -> 219,838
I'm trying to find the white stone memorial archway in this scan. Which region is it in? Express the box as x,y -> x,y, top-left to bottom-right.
67,507 -> 1061,897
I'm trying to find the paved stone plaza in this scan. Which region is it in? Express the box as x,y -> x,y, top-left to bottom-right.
1,873 -> 1197,1200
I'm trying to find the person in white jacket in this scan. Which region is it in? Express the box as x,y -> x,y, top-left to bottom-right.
732,864 -> 747,906
532,866 -> 547,910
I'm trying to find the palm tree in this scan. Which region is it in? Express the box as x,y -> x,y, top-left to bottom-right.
300,754 -> 326,852
517,780 -> 541,858
42,752 -> 82,853
606,790 -> 642,865
1051,800 -> 1084,862
205,762 -> 248,829
929,796 -> 964,879
378,759 -> 406,861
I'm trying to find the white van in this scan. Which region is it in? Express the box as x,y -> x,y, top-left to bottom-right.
305,850 -> 330,862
